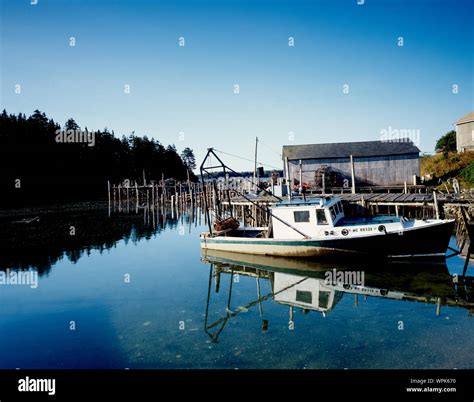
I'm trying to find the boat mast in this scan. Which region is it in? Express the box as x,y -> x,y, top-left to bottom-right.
253,136 -> 258,193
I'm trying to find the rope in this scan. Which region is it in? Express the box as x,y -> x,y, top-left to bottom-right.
259,139 -> 282,158
213,148 -> 281,171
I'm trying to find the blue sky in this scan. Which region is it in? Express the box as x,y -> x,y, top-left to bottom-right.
1,0 -> 473,171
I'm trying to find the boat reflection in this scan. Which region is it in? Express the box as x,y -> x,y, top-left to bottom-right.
201,250 -> 474,342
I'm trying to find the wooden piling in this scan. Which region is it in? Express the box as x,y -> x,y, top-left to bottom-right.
350,154 -> 356,194
135,182 -> 139,213
151,183 -> 155,208
107,180 -> 111,216
433,191 -> 440,219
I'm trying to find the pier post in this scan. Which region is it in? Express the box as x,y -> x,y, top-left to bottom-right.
126,183 -> 130,212
433,191 -> 440,219
118,184 -> 122,210
285,156 -> 291,200
160,183 -> 162,206
350,154 -> 356,194
151,183 -> 155,209
107,180 -> 111,217
299,159 -> 303,194
135,182 -> 139,213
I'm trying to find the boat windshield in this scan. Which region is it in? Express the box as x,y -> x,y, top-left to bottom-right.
316,209 -> 328,225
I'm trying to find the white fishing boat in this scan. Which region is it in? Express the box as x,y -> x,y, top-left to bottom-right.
199,148 -> 455,259
200,196 -> 454,258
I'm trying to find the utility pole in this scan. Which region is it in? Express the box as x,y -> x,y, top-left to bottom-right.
253,136 -> 259,193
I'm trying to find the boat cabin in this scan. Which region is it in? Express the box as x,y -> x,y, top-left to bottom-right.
273,272 -> 343,314
271,197 -> 345,239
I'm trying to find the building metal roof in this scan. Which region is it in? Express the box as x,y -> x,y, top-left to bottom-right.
282,140 -> 420,160
456,111 -> 474,125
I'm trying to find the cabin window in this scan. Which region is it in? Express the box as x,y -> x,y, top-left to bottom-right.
334,203 -> 341,214
319,291 -> 331,309
296,290 -> 312,304
294,210 -> 310,223
329,206 -> 337,220
316,209 -> 328,225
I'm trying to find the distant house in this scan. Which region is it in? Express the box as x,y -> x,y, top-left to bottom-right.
455,111 -> 474,153
282,140 -> 420,189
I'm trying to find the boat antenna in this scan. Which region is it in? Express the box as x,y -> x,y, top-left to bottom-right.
253,136 -> 258,193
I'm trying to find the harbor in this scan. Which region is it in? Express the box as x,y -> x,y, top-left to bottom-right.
105,141 -> 474,262
1,202 -> 473,370
1,0 -> 473,395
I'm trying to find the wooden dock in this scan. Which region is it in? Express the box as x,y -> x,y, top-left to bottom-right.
228,192 -> 472,206
338,192 -> 471,205
107,177 -> 474,241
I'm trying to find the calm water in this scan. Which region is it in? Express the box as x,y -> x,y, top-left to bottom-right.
0,205 -> 473,369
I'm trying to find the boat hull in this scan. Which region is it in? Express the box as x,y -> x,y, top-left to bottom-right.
200,220 -> 455,258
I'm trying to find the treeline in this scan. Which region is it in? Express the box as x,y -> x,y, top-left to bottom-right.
0,110 -> 197,207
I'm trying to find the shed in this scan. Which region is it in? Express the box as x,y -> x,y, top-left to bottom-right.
282,140 -> 420,189
455,111 -> 474,153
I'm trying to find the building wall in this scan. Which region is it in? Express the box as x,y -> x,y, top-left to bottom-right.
287,153 -> 420,187
456,122 -> 474,152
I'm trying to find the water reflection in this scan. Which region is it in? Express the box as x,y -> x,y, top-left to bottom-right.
1,205 -> 473,369
0,203 -> 202,273
201,250 -> 474,343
